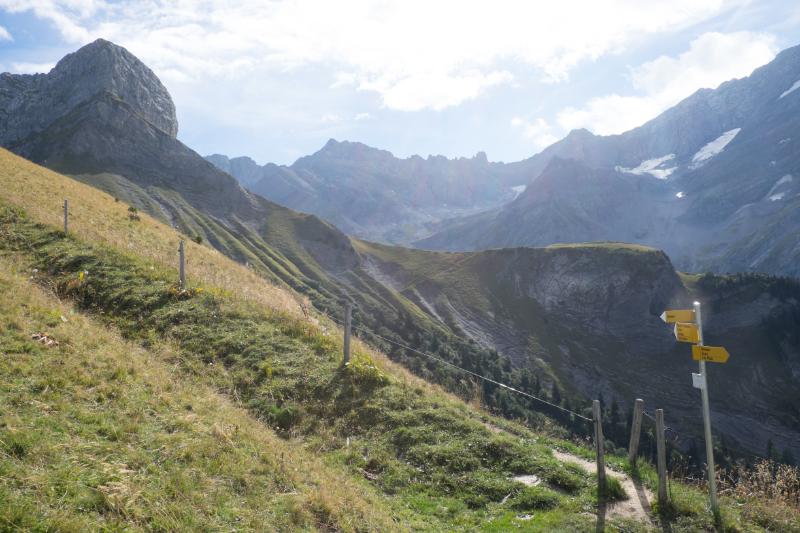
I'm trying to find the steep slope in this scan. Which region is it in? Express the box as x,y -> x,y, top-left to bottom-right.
0,254 -> 395,532
4,149 -> 799,532
0,154 -> 628,532
356,240 -> 800,459
3,40 -> 799,463
418,44 -> 800,278
207,141 -> 527,244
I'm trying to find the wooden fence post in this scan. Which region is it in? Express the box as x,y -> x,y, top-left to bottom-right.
628,398 -> 644,465
343,301 -> 352,365
656,408 -> 668,506
593,399 -> 606,496
178,240 -> 186,290
63,199 -> 69,234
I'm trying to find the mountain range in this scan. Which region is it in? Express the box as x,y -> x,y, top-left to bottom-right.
1,39 -> 798,459
211,46 -> 800,279
206,143 -> 528,244
418,45 -> 800,278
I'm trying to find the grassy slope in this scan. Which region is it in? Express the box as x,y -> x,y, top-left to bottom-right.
0,253 -> 396,532
1,148 -> 798,531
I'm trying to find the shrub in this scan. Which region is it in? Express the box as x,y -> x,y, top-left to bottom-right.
602,476 -> 627,502
510,485 -> 561,510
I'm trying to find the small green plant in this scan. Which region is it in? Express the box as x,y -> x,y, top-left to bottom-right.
510,485 -> 561,510
601,476 -> 627,502
193,234 -> 203,244
127,205 -> 140,221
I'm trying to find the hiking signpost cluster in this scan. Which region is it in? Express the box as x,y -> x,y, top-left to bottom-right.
661,301 -> 729,516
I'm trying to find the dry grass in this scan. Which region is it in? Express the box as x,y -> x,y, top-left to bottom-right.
0,147 -> 481,420
718,459 -> 800,507
0,253 -> 399,531
0,148 -> 302,318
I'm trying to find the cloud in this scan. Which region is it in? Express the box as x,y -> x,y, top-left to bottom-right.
0,24 -> 12,41
10,61 -> 56,73
320,113 -> 341,123
557,31 -> 777,134
354,112 -> 372,121
511,117 -> 559,149
0,0 -> 100,42
360,70 -> 513,111
0,0 -> 735,111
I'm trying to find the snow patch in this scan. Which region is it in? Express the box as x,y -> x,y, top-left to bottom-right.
775,174 -> 793,188
769,193 -> 785,201
691,128 -> 741,167
675,191 -> 685,199
511,184 -> 527,198
616,154 -> 676,180
779,138 -> 791,144
766,174 -> 793,197
779,79 -> 800,99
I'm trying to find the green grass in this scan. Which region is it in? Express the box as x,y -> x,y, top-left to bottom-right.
1,152 -> 799,531
0,255 -> 398,531
0,202 -> 604,530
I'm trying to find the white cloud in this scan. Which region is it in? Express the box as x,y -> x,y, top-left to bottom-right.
511,117 -> 559,150
10,61 -> 56,73
1,0 -> 734,111
320,113 -> 341,123
557,31 -> 777,134
354,112 -> 372,121
0,24 -> 12,41
0,0 -> 101,42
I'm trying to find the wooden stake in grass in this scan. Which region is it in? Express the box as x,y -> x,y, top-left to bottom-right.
343,301 -> 352,365
63,199 -> 68,234
593,399 -> 606,495
656,408 -> 668,506
628,398 -> 644,466
179,240 -> 186,290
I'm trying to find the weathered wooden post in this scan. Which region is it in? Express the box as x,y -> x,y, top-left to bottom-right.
63,199 -> 69,234
628,398 -> 644,465
343,301 -> 352,365
656,408 -> 668,506
593,399 -> 606,496
178,240 -> 186,290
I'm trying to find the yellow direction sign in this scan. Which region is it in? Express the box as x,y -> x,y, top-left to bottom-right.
692,345 -> 730,363
660,309 -> 694,323
674,322 -> 699,343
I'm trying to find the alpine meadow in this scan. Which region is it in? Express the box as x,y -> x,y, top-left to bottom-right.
1,2 -> 800,531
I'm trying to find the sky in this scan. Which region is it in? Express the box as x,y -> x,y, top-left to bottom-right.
1,1 -> 799,165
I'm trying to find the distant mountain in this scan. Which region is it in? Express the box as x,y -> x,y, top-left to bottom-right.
2,39 -> 798,458
206,142 -> 529,244
419,44 -> 800,279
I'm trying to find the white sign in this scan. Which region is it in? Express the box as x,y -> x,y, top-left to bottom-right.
692,372 -> 706,390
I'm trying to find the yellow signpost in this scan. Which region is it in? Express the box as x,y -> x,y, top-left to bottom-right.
673,322 -> 699,343
660,309 -> 694,323
692,345 -> 730,363
661,301 -> 730,517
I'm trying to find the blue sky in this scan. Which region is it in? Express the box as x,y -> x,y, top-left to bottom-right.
1,1 -> 799,165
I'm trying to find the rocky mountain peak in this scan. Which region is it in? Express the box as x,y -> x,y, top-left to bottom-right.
0,38 -> 177,144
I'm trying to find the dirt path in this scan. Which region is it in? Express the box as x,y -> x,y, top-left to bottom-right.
481,418 -> 652,525
551,450 -> 652,523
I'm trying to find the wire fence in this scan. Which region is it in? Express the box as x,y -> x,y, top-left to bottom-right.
319,308 -> 593,423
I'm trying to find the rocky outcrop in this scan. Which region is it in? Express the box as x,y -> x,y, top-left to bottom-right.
0,38 -> 177,144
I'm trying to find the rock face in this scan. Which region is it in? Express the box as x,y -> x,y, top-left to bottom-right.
357,241 -> 800,458
206,141 -> 529,244
0,39 -> 178,143
0,39 -> 359,276
418,44 -> 800,279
